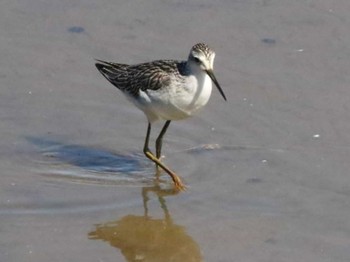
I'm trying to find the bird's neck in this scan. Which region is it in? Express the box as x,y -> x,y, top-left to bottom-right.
184,61 -> 203,76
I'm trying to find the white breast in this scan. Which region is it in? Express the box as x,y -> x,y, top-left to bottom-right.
134,72 -> 213,122
189,73 -> 213,111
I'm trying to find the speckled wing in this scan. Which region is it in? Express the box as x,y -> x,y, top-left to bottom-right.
95,59 -> 131,92
95,59 -> 182,97
128,60 -> 179,94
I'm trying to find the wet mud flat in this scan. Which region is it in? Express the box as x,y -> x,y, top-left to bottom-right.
2,0 -> 350,261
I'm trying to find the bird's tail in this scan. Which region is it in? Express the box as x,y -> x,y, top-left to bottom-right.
95,59 -> 129,90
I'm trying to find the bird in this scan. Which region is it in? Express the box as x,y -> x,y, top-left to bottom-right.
95,43 -> 226,190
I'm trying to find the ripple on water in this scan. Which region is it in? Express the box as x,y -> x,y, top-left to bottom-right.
37,151 -> 157,187
26,138 -> 233,188
25,136 -> 162,187
8,137 -> 286,215
29,137 -> 285,188
0,138 -> 164,215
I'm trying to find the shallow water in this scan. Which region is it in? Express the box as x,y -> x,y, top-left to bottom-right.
2,0 -> 350,261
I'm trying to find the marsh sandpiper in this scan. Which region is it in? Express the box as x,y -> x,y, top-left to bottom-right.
95,43 -> 226,190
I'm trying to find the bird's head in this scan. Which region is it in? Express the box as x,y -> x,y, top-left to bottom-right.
188,43 -> 226,101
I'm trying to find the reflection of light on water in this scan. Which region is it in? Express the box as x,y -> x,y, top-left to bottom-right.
26,136 -> 176,187
38,167 -> 155,187
36,151 -> 160,187
89,185 -> 202,262
26,137 -> 287,188
26,136 -> 147,171
0,198 -> 142,215
0,138 -> 193,215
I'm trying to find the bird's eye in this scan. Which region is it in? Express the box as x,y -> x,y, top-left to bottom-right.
194,57 -> 201,63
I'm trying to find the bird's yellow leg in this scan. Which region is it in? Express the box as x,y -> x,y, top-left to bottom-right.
144,122 -> 186,191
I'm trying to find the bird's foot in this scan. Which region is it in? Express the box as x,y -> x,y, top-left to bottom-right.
172,175 -> 187,191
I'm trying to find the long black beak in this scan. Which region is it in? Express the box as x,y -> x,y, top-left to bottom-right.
206,69 -> 227,101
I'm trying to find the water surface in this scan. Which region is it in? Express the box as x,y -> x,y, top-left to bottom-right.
2,0 -> 350,261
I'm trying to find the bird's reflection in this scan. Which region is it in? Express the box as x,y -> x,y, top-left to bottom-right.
88,184 -> 202,262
